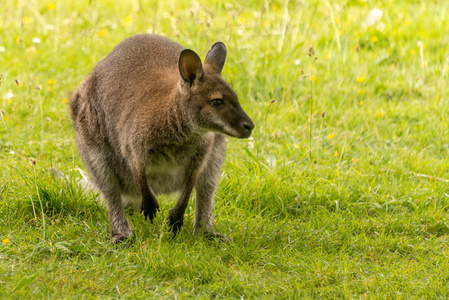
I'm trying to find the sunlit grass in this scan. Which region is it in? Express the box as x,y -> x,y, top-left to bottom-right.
1,0 -> 449,298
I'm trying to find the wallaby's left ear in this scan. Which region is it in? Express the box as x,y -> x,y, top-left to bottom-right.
179,49 -> 203,86
204,42 -> 227,74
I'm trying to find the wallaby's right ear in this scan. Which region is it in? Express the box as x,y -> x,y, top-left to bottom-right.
179,49 -> 203,86
204,42 -> 227,74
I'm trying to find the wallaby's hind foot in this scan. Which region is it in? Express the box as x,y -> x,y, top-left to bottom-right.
111,227 -> 132,242
112,232 -> 135,249
197,229 -> 230,244
206,232 -> 230,244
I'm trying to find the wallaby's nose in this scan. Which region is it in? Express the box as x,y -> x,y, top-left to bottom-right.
243,121 -> 255,133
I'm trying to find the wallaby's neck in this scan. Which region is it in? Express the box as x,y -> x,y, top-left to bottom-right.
162,85 -> 200,143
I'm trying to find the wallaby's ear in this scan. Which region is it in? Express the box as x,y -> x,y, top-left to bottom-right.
204,42 -> 227,74
179,49 -> 203,85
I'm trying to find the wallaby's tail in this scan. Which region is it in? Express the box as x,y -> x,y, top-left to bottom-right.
50,167 -> 98,194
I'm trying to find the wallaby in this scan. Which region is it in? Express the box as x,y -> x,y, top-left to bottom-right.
69,34 -> 254,242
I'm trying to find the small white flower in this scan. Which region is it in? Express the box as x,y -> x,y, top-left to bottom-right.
0,46 -> 5,53
9,151 -> 15,155
32,37 -> 41,44
247,136 -> 255,150
3,92 -> 13,100
266,154 -> 276,169
293,59 -> 301,65
364,8 -> 383,27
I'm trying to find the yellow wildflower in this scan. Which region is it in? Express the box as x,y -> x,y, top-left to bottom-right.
47,3 -> 55,10
327,133 -> 335,139
62,98 -> 68,103
95,28 -> 108,37
122,15 -> 134,27
2,238 -> 11,244
48,79 -> 55,85
359,100 -> 364,106
26,46 -> 37,54
310,75 -> 316,81
377,111 -> 384,118
23,17 -> 32,24
371,36 -> 378,42
334,151 -> 339,157
356,76 -> 365,83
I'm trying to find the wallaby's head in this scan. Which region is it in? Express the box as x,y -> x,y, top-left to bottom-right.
178,42 -> 254,139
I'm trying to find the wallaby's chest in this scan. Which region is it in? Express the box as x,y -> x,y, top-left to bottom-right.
142,140 -> 202,194
146,142 -> 199,173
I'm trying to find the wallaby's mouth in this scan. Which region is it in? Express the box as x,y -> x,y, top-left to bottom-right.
228,118 -> 255,139
239,122 -> 255,138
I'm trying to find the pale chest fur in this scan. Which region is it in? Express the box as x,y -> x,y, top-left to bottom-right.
121,133 -> 214,208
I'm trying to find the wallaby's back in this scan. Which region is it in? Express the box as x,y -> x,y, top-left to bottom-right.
71,35 -> 184,137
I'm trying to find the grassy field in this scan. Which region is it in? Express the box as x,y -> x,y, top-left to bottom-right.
1,0 -> 449,298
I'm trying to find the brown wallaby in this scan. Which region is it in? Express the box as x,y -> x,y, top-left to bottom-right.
69,34 -> 254,242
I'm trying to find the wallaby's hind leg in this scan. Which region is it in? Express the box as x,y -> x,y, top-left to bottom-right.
194,135 -> 226,239
80,146 -> 132,241
103,188 -> 132,241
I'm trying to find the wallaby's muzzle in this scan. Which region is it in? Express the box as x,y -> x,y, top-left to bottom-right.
239,114 -> 255,139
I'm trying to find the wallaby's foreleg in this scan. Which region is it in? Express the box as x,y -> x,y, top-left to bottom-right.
167,179 -> 195,236
139,171 -> 160,223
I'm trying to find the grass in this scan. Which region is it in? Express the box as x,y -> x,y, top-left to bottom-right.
1,0 -> 449,298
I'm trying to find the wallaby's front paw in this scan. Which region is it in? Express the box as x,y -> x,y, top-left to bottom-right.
166,209 -> 184,237
140,198 -> 160,224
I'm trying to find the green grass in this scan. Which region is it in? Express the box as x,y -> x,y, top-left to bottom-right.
1,0 -> 449,298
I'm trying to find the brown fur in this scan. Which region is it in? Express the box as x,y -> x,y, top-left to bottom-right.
69,34 -> 254,241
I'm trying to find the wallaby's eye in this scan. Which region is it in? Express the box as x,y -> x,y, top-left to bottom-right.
210,99 -> 224,107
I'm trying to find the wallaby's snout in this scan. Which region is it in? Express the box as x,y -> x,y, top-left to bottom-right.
234,108 -> 255,139
242,119 -> 255,138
